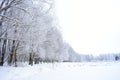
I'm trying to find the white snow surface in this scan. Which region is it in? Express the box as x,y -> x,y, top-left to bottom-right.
0,62 -> 120,80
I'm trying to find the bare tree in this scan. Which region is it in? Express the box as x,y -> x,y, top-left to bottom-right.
0,0 -> 22,66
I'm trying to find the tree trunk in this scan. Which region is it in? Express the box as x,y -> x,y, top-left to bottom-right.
14,52 -> 17,67
0,39 -> 7,66
0,39 -> 1,59
8,53 -> 13,66
29,53 -> 33,66
14,42 -> 19,67
8,40 -> 15,66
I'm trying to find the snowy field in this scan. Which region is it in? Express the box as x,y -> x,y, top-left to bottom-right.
0,62 -> 120,80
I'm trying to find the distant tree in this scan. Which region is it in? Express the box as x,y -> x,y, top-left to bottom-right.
115,56 -> 119,61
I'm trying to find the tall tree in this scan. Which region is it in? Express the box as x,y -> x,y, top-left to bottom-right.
0,0 -> 23,66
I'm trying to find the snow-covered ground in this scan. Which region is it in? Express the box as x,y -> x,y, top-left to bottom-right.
0,62 -> 120,80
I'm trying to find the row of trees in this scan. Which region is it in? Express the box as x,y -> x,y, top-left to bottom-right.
1,0 -> 119,67
76,53 -> 120,62
0,0 -> 24,66
0,0 -> 69,66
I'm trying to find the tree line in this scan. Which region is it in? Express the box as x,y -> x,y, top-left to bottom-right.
0,0 -> 69,66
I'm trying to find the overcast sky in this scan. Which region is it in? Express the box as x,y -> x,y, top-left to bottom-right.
55,0 -> 120,55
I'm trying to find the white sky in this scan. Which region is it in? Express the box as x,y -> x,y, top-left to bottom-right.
55,0 -> 120,55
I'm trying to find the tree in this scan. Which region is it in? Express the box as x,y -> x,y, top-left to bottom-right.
0,0 -> 70,66
0,0 -> 23,66
115,56 -> 119,61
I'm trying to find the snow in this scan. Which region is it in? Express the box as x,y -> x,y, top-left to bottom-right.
0,62 -> 120,80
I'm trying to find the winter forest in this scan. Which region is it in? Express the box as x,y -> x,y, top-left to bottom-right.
0,0 -> 120,80
0,0 -> 69,66
0,0 -> 120,67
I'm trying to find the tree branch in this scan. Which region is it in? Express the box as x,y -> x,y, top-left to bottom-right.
0,14 -> 22,23
0,37 -> 24,42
